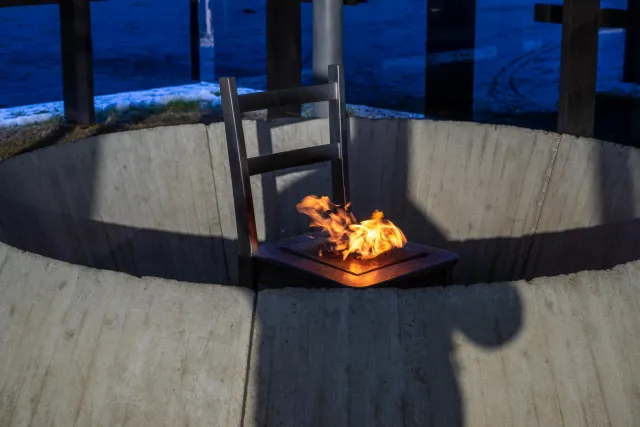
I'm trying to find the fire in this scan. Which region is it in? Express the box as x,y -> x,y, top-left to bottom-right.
296,195 -> 407,260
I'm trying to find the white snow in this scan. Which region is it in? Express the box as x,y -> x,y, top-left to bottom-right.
0,82 -> 423,128
0,82 -> 236,127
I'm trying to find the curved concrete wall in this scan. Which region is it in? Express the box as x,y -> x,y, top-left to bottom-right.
0,119 -> 639,285
0,125 -> 229,284
209,119 -> 640,284
1,238 -> 639,426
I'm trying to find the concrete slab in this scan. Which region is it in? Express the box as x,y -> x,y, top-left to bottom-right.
247,263 -> 640,427
0,242 -> 254,427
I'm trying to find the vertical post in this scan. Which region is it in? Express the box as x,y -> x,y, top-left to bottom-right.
557,0 -> 600,137
328,64 -> 350,207
198,0 -> 214,81
425,0 -> 476,120
313,0 -> 343,117
624,0 -> 640,83
190,0 -> 201,81
220,76 -> 259,288
59,0 -> 95,124
266,0 -> 302,119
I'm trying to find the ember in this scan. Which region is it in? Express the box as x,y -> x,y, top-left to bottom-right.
296,195 -> 407,261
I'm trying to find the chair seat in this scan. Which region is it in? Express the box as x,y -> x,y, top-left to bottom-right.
254,232 -> 458,289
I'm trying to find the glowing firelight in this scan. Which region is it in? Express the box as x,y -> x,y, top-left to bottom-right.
296,195 -> 407,260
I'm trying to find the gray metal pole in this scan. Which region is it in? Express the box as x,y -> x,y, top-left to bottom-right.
312,0 -> 343,117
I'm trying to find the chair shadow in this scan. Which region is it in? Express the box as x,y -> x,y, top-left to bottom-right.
247,282 -> 523,427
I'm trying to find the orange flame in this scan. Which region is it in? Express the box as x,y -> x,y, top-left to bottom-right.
296,195 -> 407,260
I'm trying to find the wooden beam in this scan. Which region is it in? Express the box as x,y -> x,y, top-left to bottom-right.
425,0 -> 476,121
189,0 -> 200,81
59,0 -> 95,124
624,0 -> 640,83
557,0 -> 600,137
534,3 -> 627,28
266,0 -> 301,119
536,2 -> 640,84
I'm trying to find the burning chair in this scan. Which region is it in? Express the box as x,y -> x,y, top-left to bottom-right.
219,64 -> 458,290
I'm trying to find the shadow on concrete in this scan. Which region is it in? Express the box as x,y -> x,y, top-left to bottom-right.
254,119 -> 640,285
242,118 -> 637,426
0,117 -> 637,426
1,193 -> 637,285
245,283 -> 522,427
0,119 -> 638,285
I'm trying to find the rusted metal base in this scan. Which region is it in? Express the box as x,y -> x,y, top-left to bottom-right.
254,232 -> 458,289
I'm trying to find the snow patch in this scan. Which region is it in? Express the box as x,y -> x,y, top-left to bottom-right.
0,81 -> 423,128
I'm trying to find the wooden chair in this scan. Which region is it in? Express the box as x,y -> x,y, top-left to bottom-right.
219,64 -> 351,289
220,64 -> 458,289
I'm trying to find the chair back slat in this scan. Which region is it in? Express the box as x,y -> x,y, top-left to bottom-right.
247,144 -> 340,176
219,64 -> 350,288
238,83 -> 336,113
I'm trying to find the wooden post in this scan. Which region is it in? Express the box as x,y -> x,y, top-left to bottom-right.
266,0 -> 301,119
624,0 -> 640,83
59,0 -> 95,124
557,0 -> 600,137
190,0 -> 201,81
425,0 -> 476,120
535,2 -> 640,133
534,4 -> 626,28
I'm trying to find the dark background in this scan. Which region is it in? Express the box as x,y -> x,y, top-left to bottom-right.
0,0 -> 636,133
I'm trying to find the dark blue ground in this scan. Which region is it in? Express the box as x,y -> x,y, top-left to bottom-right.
0,0 -> 635,115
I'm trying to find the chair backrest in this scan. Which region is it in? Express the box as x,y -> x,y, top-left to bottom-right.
219,63 -> 351,287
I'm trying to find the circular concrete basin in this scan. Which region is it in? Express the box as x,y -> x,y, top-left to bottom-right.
1,118 -> 639,427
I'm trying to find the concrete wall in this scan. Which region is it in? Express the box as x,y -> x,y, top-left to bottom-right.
0,125 -> 229,284
346,119 -> 560,284
1,231 -> 639,427
208,118 -> 640,284
0,119 -> 639,285
527,133 -> 640,278
0,240 -> 254,427
247,260 -> 640,427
